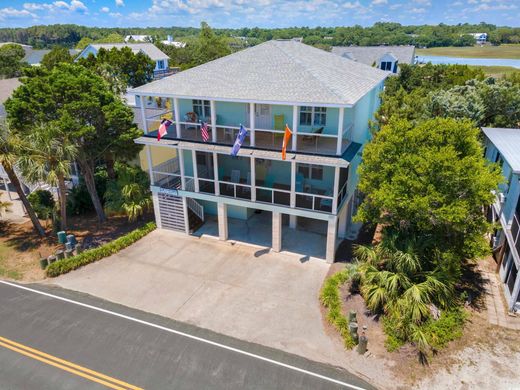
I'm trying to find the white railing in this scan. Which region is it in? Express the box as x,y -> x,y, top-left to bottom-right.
153,171 -> 182,189
153,158 -> 180,176
185,177 -> 195,192
187,197 -> 204,222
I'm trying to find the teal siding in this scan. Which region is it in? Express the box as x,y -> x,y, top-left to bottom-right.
271,105 -> 293,130
217,155 -> 250,181
183,150 -> 194,176
215,101 -> 247,126
178,99 -> 193,119
298,107 -> 338,136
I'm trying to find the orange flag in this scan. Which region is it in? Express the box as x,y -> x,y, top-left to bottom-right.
281,124 -> 292,160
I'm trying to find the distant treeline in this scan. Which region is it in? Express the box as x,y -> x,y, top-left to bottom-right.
0,22 -> 519,49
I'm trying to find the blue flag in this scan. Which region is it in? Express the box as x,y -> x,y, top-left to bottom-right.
230,125 -> 248,157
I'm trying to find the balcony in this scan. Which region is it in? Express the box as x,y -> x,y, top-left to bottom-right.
150,155 -> 349,215
141,102 -> 354,157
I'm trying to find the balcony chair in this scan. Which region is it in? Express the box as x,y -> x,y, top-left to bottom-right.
301,127 -> 324,142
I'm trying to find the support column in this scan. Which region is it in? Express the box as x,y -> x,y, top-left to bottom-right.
210,100 -> 217,142
213,152 -> 220,195
152,191 -> 162,229
147,146 -> 154,185
178,149 -> 186,189
510,274 -> 520,311
182,197 -> 189,234
174,97 -> 181,138
332,166 -> 340,214
291,105 -> 298,151
337,107 -> 344,156
218,203 -> 228,240
289,215 -> 297,229
326,216 -> 338,263
192,151 -> 199,192
250,156 -> 256,202
139,95 -> 148,134
290,160 -> 296,208
272,212 -> 282,252
338,201 -> 349,239
249,102 -> 255,147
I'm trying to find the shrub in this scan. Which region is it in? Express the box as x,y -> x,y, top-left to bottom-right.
28,189 -> 55,219
46,222 -> 155,277
320,270 -> 356,349
67,169 -> 108,215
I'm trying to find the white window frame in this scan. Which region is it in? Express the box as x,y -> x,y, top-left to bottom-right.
192,99 -> 211,119
157,60 -> 165,69
299,106 -> 327,127
380,61 -> 393,71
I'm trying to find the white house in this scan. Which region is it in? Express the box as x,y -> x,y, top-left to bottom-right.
129,40 -> 389,262
76,43 -> 170,79
161,35 -> 186,48
469,33 -> 488,44
332,45 -> 416,74
125,35 -> 151,43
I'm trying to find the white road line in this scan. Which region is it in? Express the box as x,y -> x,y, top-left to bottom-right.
0,280 -> 367,390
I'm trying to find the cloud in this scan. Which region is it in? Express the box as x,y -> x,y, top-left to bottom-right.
410,7 -> 426,13
343,1 -> 362,9
475,3 -> 517,10
101,6 -> 110,12
23,1 -> 87,12
413,0 -> 431,4
371,0 -> 387,4
0,7 -> 35,17
115,0 -> 124,6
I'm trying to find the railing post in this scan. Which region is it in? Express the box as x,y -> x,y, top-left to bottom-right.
192,150 -> 199,192
292,105 -> 298,151
178,149 -> 186,190
250,156 -> 256,202
337,107 -> 344,156
249,102 -> 255,147
174,97 -> 181,138
213,152 -> 220,195
147,147 -> 154,185
210,100 -> 217,142
333,166 -> 340,214
290,160 -> 296,208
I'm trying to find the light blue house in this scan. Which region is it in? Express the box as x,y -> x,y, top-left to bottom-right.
130,40 -> 388,262
483,127 -> 520,311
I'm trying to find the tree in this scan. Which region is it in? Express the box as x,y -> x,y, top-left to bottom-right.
77,47 -> 155,91
357,118 -> 501,262
192,22 -> 231,67
41,47 -> 73,70
76,37 -> 94,50
0,121 -> 45,236
17,124 -> 77,230
5,64 -> 142,223
0,43 -> 26,78
104,163 -> 152,221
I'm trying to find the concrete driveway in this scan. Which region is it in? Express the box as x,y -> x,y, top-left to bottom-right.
48,229 -> 344,367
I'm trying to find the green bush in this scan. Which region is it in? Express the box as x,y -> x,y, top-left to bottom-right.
67,169 -> 108,215
28,189 -> 55,219
320,270 -> 356,349
46,222 -> 156,277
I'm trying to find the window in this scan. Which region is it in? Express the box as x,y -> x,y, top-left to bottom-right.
297,164 -> 323,180
392,61 -> 398,73
299,106 -> 327,127
193,100 -> 211,119
157,60 -> 165,69
380,61 -> 393,71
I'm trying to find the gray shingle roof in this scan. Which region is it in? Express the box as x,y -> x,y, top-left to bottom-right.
130,40 -> 389,106
331,46 -> 416,66
89,43 -> 168,61
482,127 -> 520,173
23,49 -> 78,65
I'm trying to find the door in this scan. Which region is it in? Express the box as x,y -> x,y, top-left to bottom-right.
246,104 -> 271,129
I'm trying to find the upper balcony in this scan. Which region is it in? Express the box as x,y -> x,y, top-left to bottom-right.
137,98 -> 355,157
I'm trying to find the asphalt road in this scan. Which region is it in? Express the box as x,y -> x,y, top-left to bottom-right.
0,281 -> 376,390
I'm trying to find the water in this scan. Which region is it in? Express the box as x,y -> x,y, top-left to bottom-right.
416,55 -> 520,69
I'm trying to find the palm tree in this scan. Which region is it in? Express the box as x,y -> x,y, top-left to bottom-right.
17,124 -> 77,230
0,121 -> 45,237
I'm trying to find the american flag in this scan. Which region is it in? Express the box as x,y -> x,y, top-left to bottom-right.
200,121 -> 210,142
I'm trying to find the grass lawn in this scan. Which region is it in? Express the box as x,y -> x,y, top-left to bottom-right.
416,44 -> 520,59
469,65 -> 520,78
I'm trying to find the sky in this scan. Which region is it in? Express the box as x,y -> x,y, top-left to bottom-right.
0,0 -> 518,29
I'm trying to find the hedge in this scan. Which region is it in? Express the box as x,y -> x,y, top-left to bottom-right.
46,222 -> 156,277
319,269 -> 356,349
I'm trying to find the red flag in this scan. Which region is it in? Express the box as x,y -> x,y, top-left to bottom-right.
157,119 -> 172,141
281,124 -> 292,160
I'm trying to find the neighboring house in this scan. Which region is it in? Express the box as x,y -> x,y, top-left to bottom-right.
483,127 -> 520,312
23,49 -> 78,66
130,39 -> 388,262
76,43 -> 171,79
161,35 -> 186,48
331,45 -> 416,73
125,35 -> 151,43
469,33 -> 488,44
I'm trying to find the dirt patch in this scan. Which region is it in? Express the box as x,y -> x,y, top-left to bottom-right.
0,213 -> 152,282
